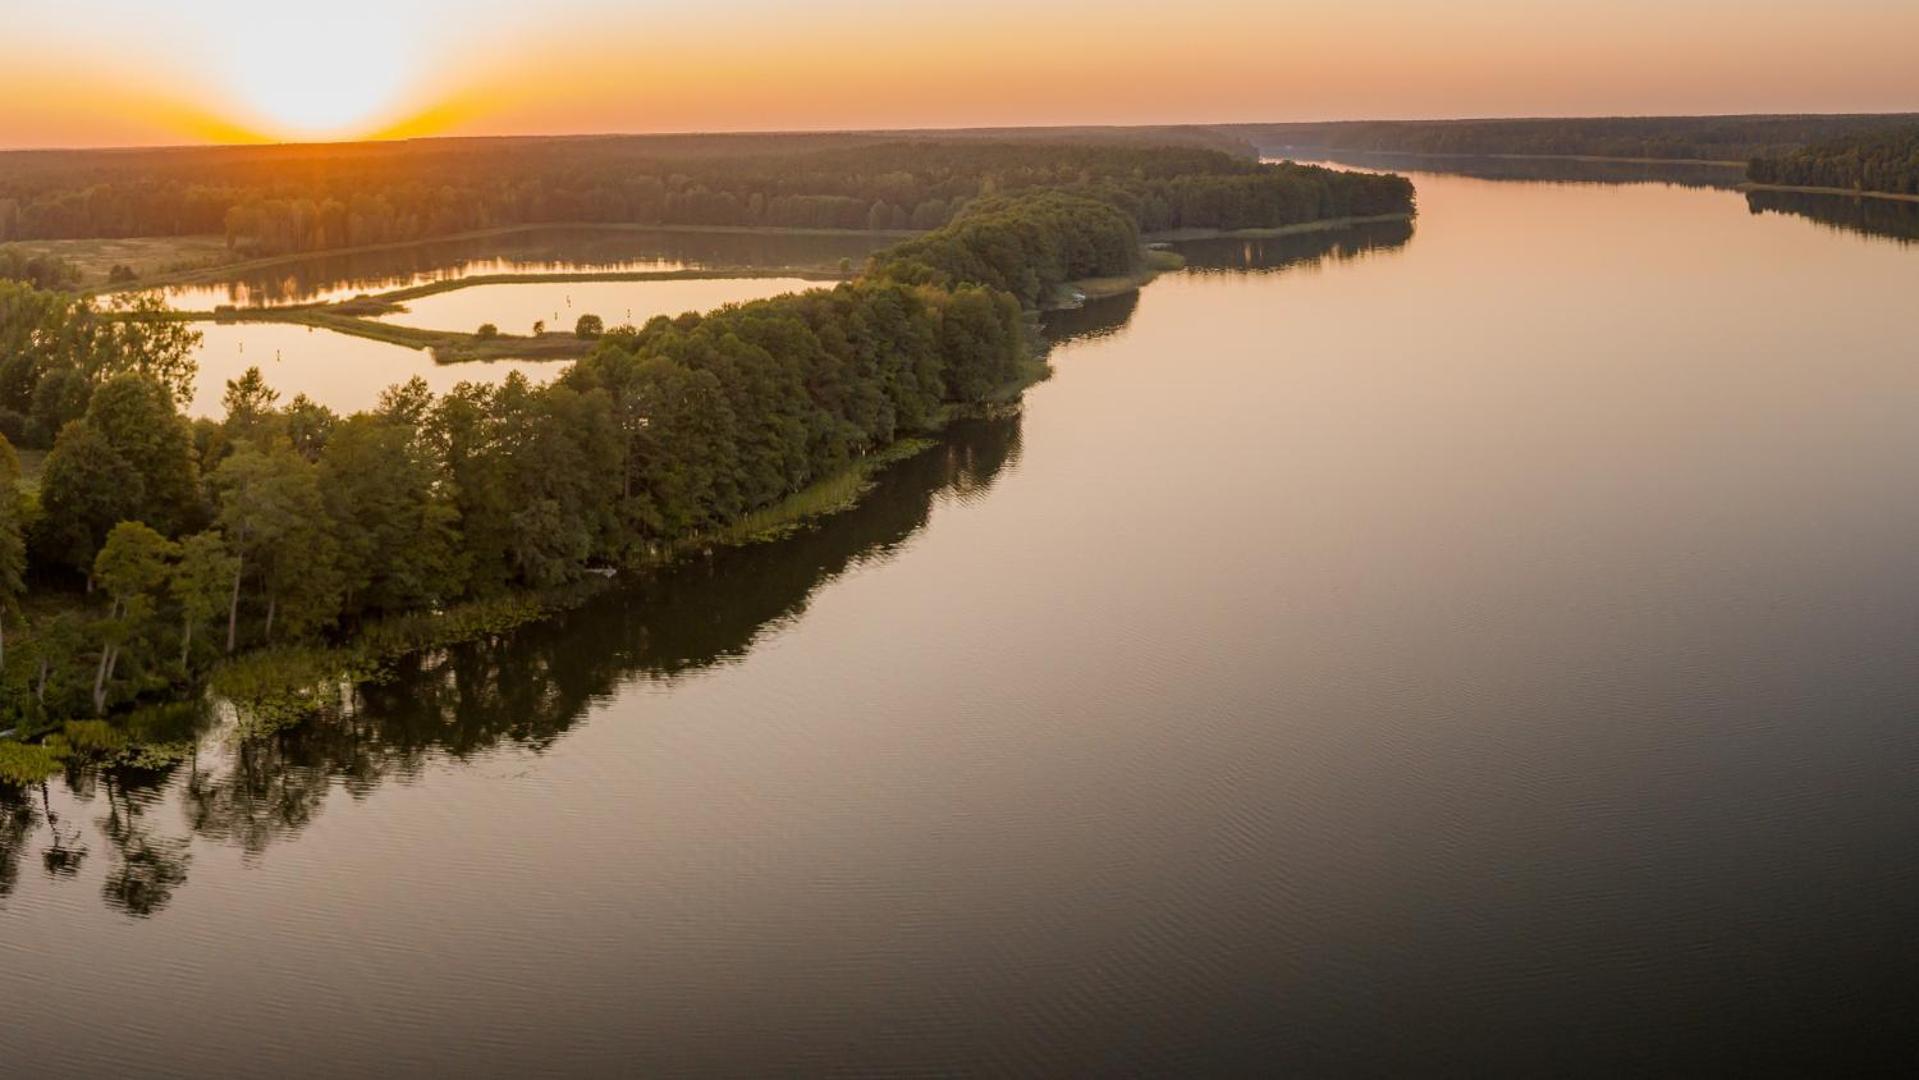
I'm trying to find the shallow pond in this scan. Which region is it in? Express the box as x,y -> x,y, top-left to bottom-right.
184,323 -> 553,419
373,276 -> 821,335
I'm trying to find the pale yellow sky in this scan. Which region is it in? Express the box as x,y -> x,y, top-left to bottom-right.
5,1 -> 1918,148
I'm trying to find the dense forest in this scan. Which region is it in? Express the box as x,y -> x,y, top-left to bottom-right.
1746,125 -> 1919,196
0,156 -> 1414,738
0,135 -> 1408,261
1228,115 -> 1919,163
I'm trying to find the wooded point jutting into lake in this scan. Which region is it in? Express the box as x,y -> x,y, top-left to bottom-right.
4,2 -> 1919,1076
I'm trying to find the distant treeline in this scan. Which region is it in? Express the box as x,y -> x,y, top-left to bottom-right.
1229,115 -> 1919,163
0,136 -> 1405,259
1746,125 -> 1919,196
0,158 -> 1410,729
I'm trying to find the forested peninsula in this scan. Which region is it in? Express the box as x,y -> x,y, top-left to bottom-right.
0,145 -> 1413,769
1231,114 -> 1919,166
1746,125 -> 1919,199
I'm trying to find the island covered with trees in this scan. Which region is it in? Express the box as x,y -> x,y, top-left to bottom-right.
1746,125 -> 1919,198
0,143 -> 1414,769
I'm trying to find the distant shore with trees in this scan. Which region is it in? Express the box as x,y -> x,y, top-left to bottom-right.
1745,125 -> 1919,201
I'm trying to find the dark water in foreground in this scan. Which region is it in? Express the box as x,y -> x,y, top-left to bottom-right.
8,171 -> 1919,1075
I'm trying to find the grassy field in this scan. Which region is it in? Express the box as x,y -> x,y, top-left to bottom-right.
9,235 -> 234,287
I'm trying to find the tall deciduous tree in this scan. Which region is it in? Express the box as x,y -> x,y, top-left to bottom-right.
212,444 -> 337,650
84,373 -> 200,535
36,420 -> 144,583
91,521 -> 176,714
169,532 -> 238,670
0,478 -> 23,672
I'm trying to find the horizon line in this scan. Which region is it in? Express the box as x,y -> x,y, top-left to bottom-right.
4,109 -> 1918,156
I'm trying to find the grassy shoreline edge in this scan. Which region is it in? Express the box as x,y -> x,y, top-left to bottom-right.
1735,181 -> 1919,204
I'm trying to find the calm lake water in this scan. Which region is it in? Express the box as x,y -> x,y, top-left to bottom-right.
374,276 -> 818,335
9,168 -> 1919,1074
183,323 -> 553,419
184,277 -> 828,419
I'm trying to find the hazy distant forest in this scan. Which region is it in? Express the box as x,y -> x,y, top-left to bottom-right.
1746,125 -> 1919,195
0,134 -> 1412,258
1230,114 -> 1919,163
6,116 -> 1912,267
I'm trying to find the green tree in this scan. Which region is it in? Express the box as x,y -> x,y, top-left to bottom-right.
212,444 -> 338,649
30,367 -> 91,445
99,293 -> 201,409
0,482 -> 22,672
91,521 -> 177,713
25,610 -> 87,715
36,420 -> 144,582
283,394 -> 337,462
575,314 -> 604,340
221,367 -> 281,442
169,532 -> 238,670
84,373 -> 200,534
319,414 -> 460,617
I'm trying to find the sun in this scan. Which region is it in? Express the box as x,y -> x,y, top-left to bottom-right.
218,20 -> 417,140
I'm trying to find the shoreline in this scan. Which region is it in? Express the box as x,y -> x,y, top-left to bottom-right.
1143,211 -> 1414,244
1053,212 -> 1415,306
0,361 -> 1050,768
131,266 -> 853,364
1269,148 -> 1746,169
94,221 -> 920,296
1737,181 -> 1919,205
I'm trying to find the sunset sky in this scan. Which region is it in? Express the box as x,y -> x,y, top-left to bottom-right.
7,0 -> 1919,148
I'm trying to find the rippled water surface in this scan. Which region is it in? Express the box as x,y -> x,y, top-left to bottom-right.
7,170 -> 1919,1075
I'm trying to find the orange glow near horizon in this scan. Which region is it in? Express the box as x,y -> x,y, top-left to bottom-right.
6,2 -> 1919,150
